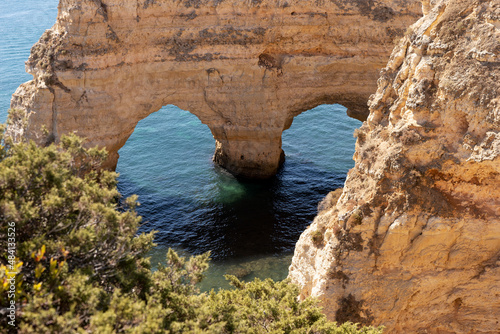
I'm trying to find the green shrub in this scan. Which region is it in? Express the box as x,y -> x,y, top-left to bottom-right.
311,230 -> 324,247
347,209 -> 363,227
0,110 -> 383,333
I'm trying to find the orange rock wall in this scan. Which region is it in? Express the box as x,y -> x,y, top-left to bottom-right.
289,0 -> 500,332
10,0 -> 421,178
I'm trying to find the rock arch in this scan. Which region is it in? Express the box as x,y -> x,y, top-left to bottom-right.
11,0 -> 422,178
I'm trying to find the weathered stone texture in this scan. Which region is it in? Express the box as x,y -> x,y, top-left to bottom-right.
11,0 -> 420,178
289,0 -> 500,332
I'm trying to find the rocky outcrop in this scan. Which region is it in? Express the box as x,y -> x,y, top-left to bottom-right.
289,0 -> 500,332
10,0 -> 421,178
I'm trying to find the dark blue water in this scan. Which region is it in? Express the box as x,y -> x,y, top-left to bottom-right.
0,0 -> 361,290
117,105 -> 359,289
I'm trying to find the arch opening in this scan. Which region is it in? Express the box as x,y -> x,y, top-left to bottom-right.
116,103 -> 361,290
282,104 -> 362,178
10,0 -> 423,180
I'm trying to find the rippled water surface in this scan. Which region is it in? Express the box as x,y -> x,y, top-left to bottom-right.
0,0 -> 361,290
0,0 -> 59,121
117,105 -> 360,289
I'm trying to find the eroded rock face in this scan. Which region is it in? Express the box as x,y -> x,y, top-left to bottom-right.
10,0 -> 420,178
289,0 -> 500,332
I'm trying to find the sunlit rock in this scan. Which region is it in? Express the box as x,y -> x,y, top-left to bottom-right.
10,0 -> 420,178
289,0 -> 500,332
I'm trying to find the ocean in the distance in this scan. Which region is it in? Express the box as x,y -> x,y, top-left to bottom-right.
0,0 -> 361,290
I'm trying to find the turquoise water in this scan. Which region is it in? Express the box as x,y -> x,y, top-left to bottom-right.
0,0 -> 59,121
0,0 -> 361,290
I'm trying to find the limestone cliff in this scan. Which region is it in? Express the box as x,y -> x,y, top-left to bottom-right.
289,0 -> 500,332
10,0 -> 421,178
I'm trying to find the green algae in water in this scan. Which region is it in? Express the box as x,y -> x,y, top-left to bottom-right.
198,253 -> 294,291
148,246 -> 293,291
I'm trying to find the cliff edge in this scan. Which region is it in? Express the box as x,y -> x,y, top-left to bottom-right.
289,0 -> 500,332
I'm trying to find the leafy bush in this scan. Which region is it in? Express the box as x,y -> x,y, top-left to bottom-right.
0,110 -> 383,333
311,230 -> 324,247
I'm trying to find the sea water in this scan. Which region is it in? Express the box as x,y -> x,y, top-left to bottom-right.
0,0 -> 361,291
118,105 -> 360,290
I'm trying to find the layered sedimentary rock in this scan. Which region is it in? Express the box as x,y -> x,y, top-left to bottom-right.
289,0 -> 500,332
10,0 -> 421,178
